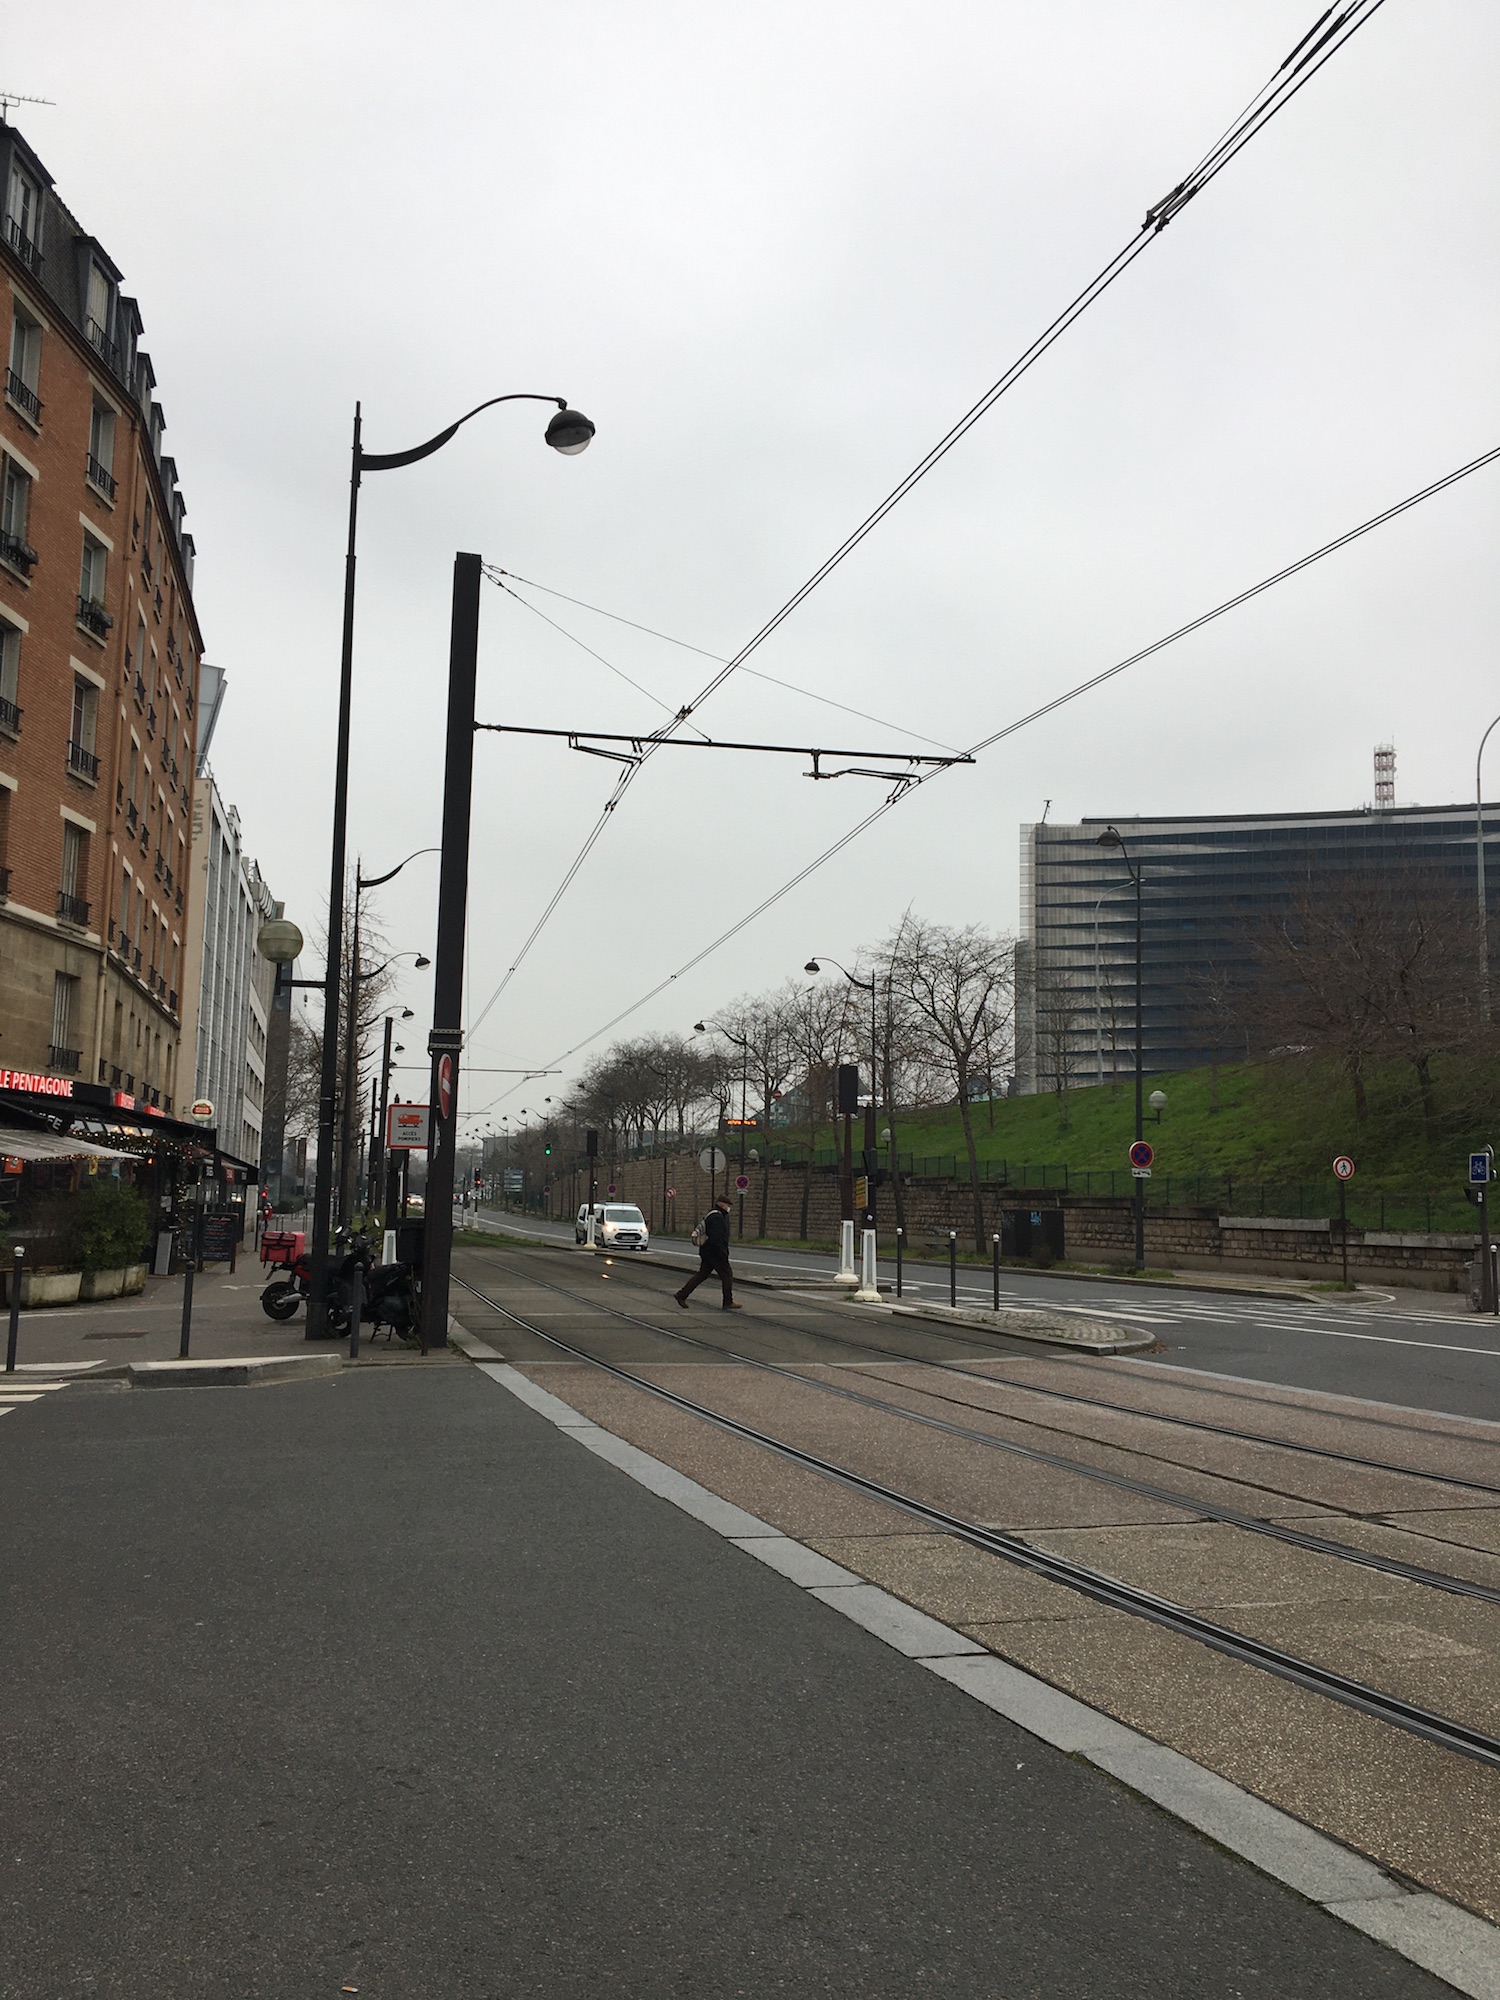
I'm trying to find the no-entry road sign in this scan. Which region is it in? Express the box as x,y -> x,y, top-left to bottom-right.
1333,1155 -> 1356,1181
1128,1140 -> 1154,1171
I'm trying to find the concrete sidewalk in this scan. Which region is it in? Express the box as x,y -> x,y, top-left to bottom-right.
0,1264 -> 455,1370
0,1360 -> 1455,1996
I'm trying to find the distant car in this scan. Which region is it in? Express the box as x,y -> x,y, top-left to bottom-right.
405,1195 -> 425,1216
575,1202 -> 650,1250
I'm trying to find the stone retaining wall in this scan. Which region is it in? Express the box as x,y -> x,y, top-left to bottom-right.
541,1155 -> 1475,1291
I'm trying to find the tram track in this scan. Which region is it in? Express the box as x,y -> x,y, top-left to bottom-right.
451,1265 -> 1500,1774
458,1250 -> 1500,1606
589,1249 -> 1500,1498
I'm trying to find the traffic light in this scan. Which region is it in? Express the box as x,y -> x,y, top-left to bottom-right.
544,1142 -> 552,1156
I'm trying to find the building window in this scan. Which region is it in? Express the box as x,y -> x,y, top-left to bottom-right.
0,457 -> 35,575
77,534 -> 112,639
0,617 -> 20,735
86,400 -> 117,501
49,973 -> 80,1072
6,307 -> 41,424
4,164 -> 41,271
67,676 -> 99,782
84,263 -> 117,367
58,821 -> 89,928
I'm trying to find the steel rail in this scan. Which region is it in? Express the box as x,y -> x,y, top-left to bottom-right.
587,1241 -> 1500,1500
462,1252 -> 1500,1611
451,1270 -> 1500,1773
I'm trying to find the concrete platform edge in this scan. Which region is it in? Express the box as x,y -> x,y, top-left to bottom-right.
449,1312 -> 1500,1998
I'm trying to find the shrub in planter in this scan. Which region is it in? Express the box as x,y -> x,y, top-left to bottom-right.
65,1181 -> 152,1276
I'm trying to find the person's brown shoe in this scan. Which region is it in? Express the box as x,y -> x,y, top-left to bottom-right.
723,1301 -> 744,1310
673,1293 -> 690,1309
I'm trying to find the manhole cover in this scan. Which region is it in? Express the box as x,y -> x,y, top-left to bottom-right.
83,1328 -> 149,1340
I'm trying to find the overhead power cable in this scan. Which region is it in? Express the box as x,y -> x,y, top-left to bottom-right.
466,0 -> 1389,1042
462,440 -> 1500,1115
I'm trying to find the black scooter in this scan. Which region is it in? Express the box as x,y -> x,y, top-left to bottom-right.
260,1230 -> 418,1341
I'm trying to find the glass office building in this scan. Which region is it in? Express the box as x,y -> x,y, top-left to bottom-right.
1016,802 -> 1498,1091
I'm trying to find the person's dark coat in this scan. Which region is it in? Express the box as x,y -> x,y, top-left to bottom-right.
702,1206 -> 731,1253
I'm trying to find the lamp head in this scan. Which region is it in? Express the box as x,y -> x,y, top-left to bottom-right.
401,1007 -> 414,1019
545,406 -> 595,455
804,959 -> 820,975
257,917 -> 305,963
1095,828 -> 1122,848
414,954 -> 432,969
693,1021 -> 706,1034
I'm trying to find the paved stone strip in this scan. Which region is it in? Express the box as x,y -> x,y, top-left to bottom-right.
452,1320 -> 1500,2000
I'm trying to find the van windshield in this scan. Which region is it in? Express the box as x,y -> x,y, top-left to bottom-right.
604,1207 -> 644,1224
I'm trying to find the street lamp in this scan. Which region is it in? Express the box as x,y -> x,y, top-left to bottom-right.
309,394 -> 594,1338
806,957 -> 878,1230
1096,826 -> 1145,1272
1477,712 -> 1500,1022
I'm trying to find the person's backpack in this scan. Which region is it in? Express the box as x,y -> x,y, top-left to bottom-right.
691,1215 -> 708,1248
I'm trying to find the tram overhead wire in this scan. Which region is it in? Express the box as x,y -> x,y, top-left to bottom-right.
463,0 -> 1391,1045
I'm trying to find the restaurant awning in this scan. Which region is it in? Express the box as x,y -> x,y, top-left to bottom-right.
0,1124 -> 140,1163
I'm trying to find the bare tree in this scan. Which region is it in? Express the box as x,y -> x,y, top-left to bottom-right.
1033,958 -> 1086,1130
781,978 -> 848,1238
891,917 -> 1015,1251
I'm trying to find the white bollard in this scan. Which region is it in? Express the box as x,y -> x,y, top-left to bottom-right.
382,1230 -> 397,1265
852,1226 -> 880,1302
585,1211 -> 597,1248
835,1217 -> 858,1286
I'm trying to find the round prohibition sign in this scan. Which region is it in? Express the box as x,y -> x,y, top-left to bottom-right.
1128,1140 -> 1154,1170
1333,1155 -> 1356,1181
735,1174 -> 750,1193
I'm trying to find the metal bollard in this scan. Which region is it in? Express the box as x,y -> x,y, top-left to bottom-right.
948,1231 -> 957,1307
178,1255 -> 195,1359
895,1227 -> 904,1298
6,1245 -> 22,1373
349,1261 -> 363,1362
993,1233 -> 1000,1310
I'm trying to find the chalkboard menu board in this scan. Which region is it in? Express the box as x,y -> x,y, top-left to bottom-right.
197,1213 -> 241,1267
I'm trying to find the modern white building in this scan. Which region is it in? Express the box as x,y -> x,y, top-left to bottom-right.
181,761 -> 276,1168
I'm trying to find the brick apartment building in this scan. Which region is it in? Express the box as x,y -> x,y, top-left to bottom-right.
0,119 -> 204,1111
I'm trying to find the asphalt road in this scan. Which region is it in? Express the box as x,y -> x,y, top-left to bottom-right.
470,1211 -> 1500,1421
0,1366 -> 1453,1998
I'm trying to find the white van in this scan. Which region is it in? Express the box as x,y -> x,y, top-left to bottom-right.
575,1202 -> 650,1250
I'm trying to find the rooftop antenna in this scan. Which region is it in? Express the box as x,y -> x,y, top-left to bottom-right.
1374,743 -> 1395,810
0,92 -> 56,123
1040,798 -> 1052,823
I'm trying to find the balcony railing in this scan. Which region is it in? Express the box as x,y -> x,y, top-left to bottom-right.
85,453 -> 118,501
153,849 -> 165,882
132,944 -> 142,971
146,704 -> 157,736
115,931 -> 132,960
174,887 -> 184,915
4,369 -> 40,422
0,530 -> 37,576
123,1072 -> 134,1093
109,1065 -> 122,1088
55,890 -> 90,927
133,671 -> 146,707
76,596 -> 113,640
84,317 -> 119,368
0,695 -> 19,734
47,1044 -> 81,1074
168,988 -> 178,1014
98,1057 -> 108,1083
66,739 -> 100,782
124,800 -> 138,831
0,865 -> 9,897
3,215 -> 41,274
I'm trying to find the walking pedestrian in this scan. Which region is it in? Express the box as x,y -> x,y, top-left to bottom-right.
674,1196 -> 742,1310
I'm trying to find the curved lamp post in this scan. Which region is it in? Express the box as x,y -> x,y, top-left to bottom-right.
309,394 -> 594,1336
1097,826 -> 1145,1272
806,957 -> 878,1229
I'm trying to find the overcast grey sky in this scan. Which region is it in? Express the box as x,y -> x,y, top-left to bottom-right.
14,1 -> 1499,1126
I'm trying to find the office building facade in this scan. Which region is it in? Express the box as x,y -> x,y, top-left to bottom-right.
1016,800 -> 1498,1091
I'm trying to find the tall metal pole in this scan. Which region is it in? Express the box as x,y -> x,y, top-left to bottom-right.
419,552 -> 482,1355
375,1013 -> 394,1221
307,405 -> 362,1337
339,868 -> 362,1229
1478,714 -> 1500,1023
1133,855 -> 1144,1273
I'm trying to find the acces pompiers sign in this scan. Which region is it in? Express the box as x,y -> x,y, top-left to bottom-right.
0,1070 -> 74,1098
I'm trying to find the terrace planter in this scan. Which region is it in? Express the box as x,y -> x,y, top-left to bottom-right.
6,1269 -> 84,1308
122,1262 -> 148,1295
79,1267 -> 126,1301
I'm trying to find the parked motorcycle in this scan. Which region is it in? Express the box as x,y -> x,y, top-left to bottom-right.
259,1228 -> 418,1341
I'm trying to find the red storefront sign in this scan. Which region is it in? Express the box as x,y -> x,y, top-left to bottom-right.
0,1071 -> 74,1098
